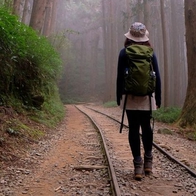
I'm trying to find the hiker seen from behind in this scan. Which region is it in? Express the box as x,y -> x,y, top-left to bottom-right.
116,22 -> 161,180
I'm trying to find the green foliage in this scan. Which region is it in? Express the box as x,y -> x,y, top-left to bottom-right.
0,7 -> 64,126
5,119 -> 44,139
33,93 -> 65,127
157,128 -> 173,135
62,98 -> 82,104
153,107 -> 181,123
187,131 -> 196,141
103,101 -> 118,108
0,0 -> 12,9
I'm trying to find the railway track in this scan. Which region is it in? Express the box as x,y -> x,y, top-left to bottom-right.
84,105 -> 196,178
76,104 -> 196,196
6,104 -> 196,196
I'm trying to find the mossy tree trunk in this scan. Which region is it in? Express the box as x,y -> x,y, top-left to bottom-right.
178,0 -> 196,129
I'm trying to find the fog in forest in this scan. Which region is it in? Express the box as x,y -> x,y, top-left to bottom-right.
53,0 -> 187,107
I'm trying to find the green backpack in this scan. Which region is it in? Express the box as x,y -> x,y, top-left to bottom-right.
124,44 -> 156,96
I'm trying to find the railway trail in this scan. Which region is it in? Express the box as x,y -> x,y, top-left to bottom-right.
77,104 -> 196,196
1,104 -> 196,196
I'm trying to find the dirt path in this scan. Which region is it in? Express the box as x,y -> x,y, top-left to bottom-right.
11,105 -> 91,196
2,104 -> 196,196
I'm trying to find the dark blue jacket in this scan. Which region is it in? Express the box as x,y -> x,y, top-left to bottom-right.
116,47 -> 161,108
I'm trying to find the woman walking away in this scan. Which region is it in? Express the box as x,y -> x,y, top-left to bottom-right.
116,22 -> 161,180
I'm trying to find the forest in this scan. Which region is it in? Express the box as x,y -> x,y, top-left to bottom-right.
0,0 -> 196,131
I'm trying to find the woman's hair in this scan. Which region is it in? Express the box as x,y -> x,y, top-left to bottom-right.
124,38 -> 152,48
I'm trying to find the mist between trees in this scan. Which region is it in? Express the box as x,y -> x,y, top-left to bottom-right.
56,0 -> 187,107
4,0 -> 187,107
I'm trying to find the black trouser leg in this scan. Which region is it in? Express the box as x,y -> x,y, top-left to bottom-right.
126,110 -> 153,159
140,111 -> 153,156
126,110 -> 141,160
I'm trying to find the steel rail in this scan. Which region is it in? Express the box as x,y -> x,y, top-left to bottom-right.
85,106 -> 196,178
75,105 -> 121,196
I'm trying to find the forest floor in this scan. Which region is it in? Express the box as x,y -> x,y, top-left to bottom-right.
0,104 -> 195,195
0,104 -> 106,195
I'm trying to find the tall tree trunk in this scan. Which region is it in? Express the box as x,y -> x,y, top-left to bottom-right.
143,0 -> 150,28
160,0 -> 169,106
137,0 -> 144,22
102,0 -> 119,101
43,0 -> 57,36
29,0 -> 47,34
50,0 -> 57,34
102,0 -> 110,101
109,0 -> 117,101
178,0 -> 196,128
170,0 -> 187,106
42,0 -> 53,36
22,0 -> 31,25
89,30 -> 100,97
13,0 -> 21,17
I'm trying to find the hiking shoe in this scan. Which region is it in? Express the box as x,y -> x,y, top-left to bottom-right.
133,159 -> 143,180
144,154 -> 153,174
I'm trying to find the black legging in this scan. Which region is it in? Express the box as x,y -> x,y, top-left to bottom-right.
126,110 -> 153,160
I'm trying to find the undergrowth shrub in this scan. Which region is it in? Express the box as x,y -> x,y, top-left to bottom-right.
103,101 -> 118,108
153,107 -> 181,123
0,7 -> 64,126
